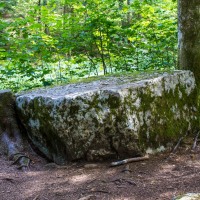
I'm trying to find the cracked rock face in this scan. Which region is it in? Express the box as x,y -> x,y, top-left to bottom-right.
16,71 -> 199,164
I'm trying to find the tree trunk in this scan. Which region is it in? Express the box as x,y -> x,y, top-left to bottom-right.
178,0 -> 200,87
0,90 -> 31,170
38,0 -> 41,23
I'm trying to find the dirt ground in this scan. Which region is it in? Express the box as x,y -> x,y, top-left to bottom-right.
1,144 -> 200,200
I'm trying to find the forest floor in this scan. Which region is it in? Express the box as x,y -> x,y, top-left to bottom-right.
0,143 -> 200,200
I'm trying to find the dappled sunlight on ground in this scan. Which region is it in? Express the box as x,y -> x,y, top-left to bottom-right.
69,173 -> 93,184
1,148 -> 200,199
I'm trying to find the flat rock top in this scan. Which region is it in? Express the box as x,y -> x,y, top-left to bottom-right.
17,70 -> 184,99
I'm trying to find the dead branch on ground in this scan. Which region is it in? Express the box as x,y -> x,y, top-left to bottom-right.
110,155 -> 149,167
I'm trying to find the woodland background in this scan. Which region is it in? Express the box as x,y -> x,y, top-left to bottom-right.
0,0 -> 177,92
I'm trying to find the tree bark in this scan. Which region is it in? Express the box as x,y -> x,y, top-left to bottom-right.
0,90 -> 31,170
178,0 -> 200,87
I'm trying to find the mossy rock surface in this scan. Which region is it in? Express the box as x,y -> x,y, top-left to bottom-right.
16,70 -> 199,164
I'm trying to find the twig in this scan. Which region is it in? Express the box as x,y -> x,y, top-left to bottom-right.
91,190 -> 110,194
111,178 -> 123,185
192,130 -> 200,150
117,186 -> 127,188
110,155 -> 149,167
125,179 -> 137,185
172,136 -> 184,153
172,131 -> 189,153
33,195 -> 39,200
111,178 -> 137,186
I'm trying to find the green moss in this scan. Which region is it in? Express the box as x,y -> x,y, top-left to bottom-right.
118,76 -> 199,151
69,104 -> 80,116
88,93 -> 100,110
107,92 -> 121,109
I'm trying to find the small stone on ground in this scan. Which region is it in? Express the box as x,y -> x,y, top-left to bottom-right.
174,193 -> 200,200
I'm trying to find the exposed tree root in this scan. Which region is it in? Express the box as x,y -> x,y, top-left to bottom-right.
0,90 -> 31,170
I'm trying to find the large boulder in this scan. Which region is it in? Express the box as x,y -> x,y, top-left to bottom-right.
15,71 -> 199,164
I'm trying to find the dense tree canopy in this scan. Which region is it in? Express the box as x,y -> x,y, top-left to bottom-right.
0,0 -> 177,92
